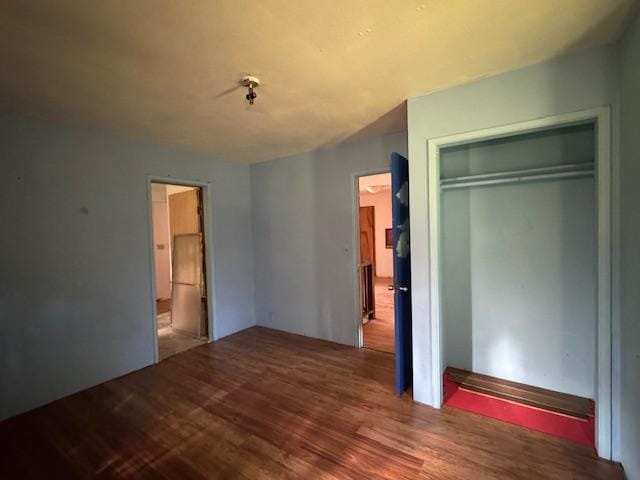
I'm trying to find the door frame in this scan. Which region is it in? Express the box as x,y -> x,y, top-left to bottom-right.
426,106 -> 613,458
351,167 -> 391,348
146,176 -> 216,363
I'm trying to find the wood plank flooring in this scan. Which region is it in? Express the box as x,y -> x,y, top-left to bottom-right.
363,277 -> 394,354
157,298 -> 171,315
0,327 -> 622,479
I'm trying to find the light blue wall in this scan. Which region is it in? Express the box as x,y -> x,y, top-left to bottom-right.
251,132 -> 407,346
619,11 -> 640,480
441,126 -> 597,398
0,114 -> 256,421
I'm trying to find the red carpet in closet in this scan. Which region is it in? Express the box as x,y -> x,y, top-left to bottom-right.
443,374 -> 595,447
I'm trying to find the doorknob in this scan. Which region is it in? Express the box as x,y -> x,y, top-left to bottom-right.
398,286 -> 409,292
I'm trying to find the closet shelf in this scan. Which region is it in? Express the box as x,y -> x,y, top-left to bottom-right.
440,162 -> 594,190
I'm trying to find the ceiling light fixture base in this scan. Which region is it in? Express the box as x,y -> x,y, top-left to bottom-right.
241,75 -> 260,105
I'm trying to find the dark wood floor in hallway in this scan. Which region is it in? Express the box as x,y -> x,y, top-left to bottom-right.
0,327 -> 622,479
363,277 -> 395,354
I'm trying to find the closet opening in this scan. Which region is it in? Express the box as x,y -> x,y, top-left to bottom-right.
436,121 -> 601,448
357,173 -> 395,354
150,182 -> 211,361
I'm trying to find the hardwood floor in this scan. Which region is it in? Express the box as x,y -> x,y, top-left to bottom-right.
0,327 -> 622,479
363,277 -> 394,354
157,298 -> 171,314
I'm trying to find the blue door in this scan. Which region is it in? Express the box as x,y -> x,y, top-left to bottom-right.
392,152 -> 412,396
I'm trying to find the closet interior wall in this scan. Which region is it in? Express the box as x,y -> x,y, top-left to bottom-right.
440,124 -> 597,399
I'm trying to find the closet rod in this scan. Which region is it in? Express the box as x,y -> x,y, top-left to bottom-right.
441,168 -> 594,190
440,162 -> 594,186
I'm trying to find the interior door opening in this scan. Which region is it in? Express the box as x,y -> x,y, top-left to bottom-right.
355,153 -> 413,396
357,173 -> 395,354
151,182 -> 210,361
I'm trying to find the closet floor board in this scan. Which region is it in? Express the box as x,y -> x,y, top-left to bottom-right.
446,367 -> 594,419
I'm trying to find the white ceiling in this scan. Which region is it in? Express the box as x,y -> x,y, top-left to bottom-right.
359,173 -> 391,193
151,183 -> 196,202
0,1 -> 637,163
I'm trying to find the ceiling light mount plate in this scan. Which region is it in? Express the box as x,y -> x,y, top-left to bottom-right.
241,75 -> 260,88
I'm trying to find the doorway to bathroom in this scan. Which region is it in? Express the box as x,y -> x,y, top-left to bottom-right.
150,182 -> 210,361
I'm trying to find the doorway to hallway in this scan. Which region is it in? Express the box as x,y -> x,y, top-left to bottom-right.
358,173 -> 395,354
